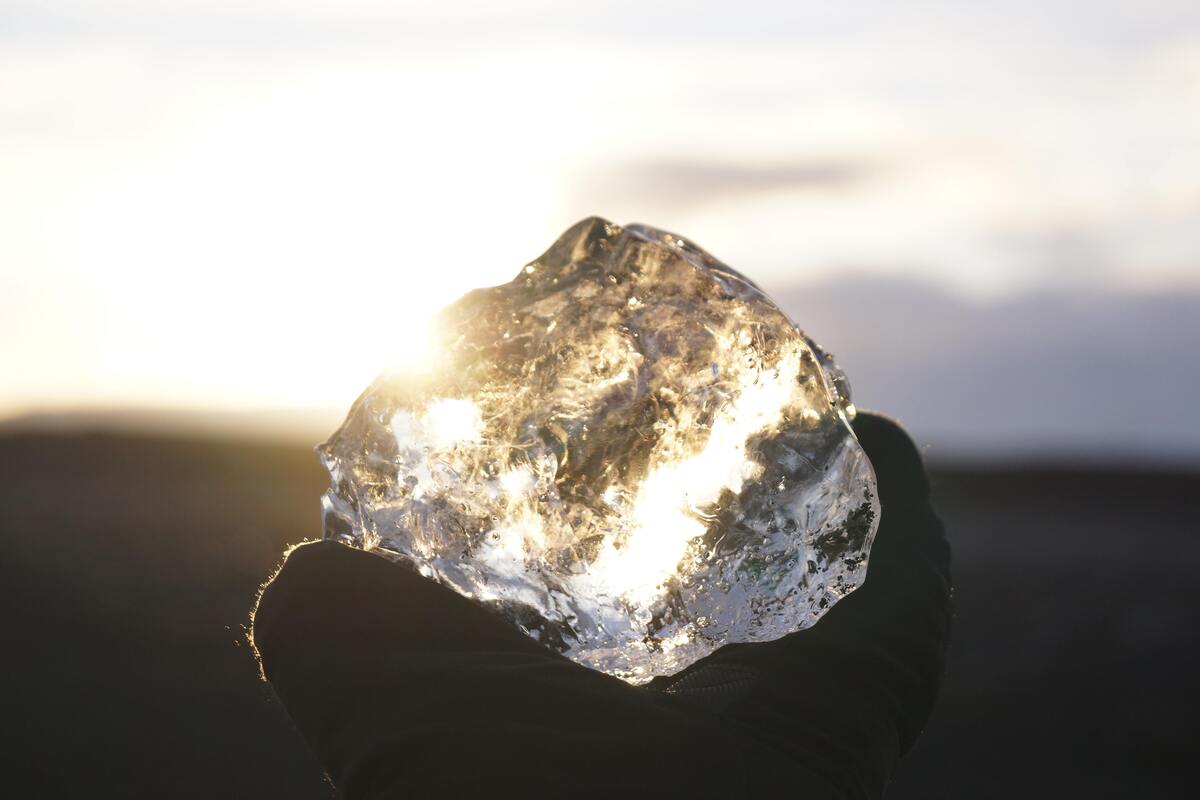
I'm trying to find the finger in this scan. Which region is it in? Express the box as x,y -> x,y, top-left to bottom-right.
851,411 -> 950,587
252,541 -> 747,797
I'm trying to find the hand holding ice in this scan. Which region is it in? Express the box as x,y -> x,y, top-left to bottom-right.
320,218 -> 878,683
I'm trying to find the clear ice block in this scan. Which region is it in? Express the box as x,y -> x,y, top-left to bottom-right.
320,218 -> 878,683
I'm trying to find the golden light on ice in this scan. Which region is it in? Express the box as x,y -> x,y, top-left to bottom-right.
423,398 -> 485,448
321,218 -> 879,682
385,332 -> 815,615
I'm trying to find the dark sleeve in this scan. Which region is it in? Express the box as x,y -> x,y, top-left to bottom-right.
251,413 -> 950,799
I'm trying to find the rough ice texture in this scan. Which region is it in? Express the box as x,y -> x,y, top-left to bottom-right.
320,218 -> 878,683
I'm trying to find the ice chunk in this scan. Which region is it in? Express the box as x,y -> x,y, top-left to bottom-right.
320,218 -> 878,683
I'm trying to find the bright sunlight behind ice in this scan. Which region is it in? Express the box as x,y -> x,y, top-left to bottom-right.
584,343 -> 805,606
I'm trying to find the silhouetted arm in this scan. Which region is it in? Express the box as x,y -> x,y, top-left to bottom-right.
252,413 -> 951,798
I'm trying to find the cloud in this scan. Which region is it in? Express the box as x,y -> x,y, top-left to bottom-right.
574,159 -> 876,214
772,276 -> 1200,463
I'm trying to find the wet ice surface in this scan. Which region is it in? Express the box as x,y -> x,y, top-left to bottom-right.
320,218 -> 878,683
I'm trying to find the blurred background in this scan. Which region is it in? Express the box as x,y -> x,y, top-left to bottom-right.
5,0 -> 1200,460
2,2 -> 1197,798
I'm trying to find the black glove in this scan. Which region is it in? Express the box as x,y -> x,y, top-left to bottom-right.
252,412 -> 951,798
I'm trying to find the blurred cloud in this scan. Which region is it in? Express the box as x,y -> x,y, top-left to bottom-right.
575,159 -> 876,213
771,278 -> 1200,462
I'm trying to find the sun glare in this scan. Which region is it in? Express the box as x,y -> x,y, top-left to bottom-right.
5,49 -> 562,418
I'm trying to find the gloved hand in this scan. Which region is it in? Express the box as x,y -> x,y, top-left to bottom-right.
252,412 -> 951,798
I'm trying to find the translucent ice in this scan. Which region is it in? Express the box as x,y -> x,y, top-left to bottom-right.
320,218 -> 878,683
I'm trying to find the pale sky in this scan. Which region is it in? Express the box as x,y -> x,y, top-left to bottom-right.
3,1 -> 1199,419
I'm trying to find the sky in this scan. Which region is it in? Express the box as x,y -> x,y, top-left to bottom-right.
2,1 -> 1199,456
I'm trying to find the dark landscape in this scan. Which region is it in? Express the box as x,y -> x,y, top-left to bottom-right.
2,432 -> 1196,798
